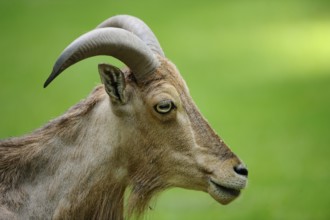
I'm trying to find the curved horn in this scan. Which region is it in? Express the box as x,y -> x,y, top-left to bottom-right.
44,28 -> 159,88
97,15 -> 165,57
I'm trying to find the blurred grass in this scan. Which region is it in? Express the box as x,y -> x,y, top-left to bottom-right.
1,0 -> 330,219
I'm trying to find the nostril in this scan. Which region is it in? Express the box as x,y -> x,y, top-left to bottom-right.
234,164 -> 248,177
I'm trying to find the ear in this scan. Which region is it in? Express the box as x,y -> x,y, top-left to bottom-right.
98,63 -> 127,104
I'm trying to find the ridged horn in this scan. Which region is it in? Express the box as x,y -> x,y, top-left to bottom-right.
97,15 -> 165,57
44,28 -> 159,88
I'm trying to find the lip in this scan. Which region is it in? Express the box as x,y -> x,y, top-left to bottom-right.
210,180 -> 241,197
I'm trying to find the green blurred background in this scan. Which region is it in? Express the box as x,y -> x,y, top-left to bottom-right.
1,0 -> 330,219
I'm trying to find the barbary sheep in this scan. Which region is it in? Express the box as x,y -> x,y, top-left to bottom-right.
0,15 -> 248,220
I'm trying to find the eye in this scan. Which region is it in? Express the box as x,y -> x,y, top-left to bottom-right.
154,100 -> 175,114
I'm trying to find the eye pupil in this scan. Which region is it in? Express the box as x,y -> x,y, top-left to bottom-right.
155,100 -> 174,114
159,103 -> 170,110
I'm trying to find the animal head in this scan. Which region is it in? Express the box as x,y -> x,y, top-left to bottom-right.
44,15 -> 248,208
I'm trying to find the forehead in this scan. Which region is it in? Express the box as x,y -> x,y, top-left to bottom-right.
139,58 -> 189,97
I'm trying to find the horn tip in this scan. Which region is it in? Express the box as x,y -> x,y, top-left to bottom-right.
43,69 -> 59,88
43,76 -> 53,88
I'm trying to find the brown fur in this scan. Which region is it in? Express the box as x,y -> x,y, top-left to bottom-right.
0,58 -> 246,219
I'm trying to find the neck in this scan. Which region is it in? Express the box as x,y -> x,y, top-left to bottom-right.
0,85 -> 169,220
0,86 -> 127,219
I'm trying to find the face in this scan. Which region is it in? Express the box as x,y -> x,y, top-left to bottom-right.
107,58 -> 248,205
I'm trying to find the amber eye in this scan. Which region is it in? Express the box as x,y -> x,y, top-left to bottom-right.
154,100 -> 175,114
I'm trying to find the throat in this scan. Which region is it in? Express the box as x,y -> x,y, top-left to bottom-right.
53,178 -> 127,220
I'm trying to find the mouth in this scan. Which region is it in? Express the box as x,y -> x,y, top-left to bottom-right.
208,179 -> 242,204
210,180 -> 241,197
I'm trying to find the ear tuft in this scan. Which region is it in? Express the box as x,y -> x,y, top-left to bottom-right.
98,63 -> 127,104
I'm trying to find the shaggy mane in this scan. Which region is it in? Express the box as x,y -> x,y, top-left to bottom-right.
0,85 -> 169,219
